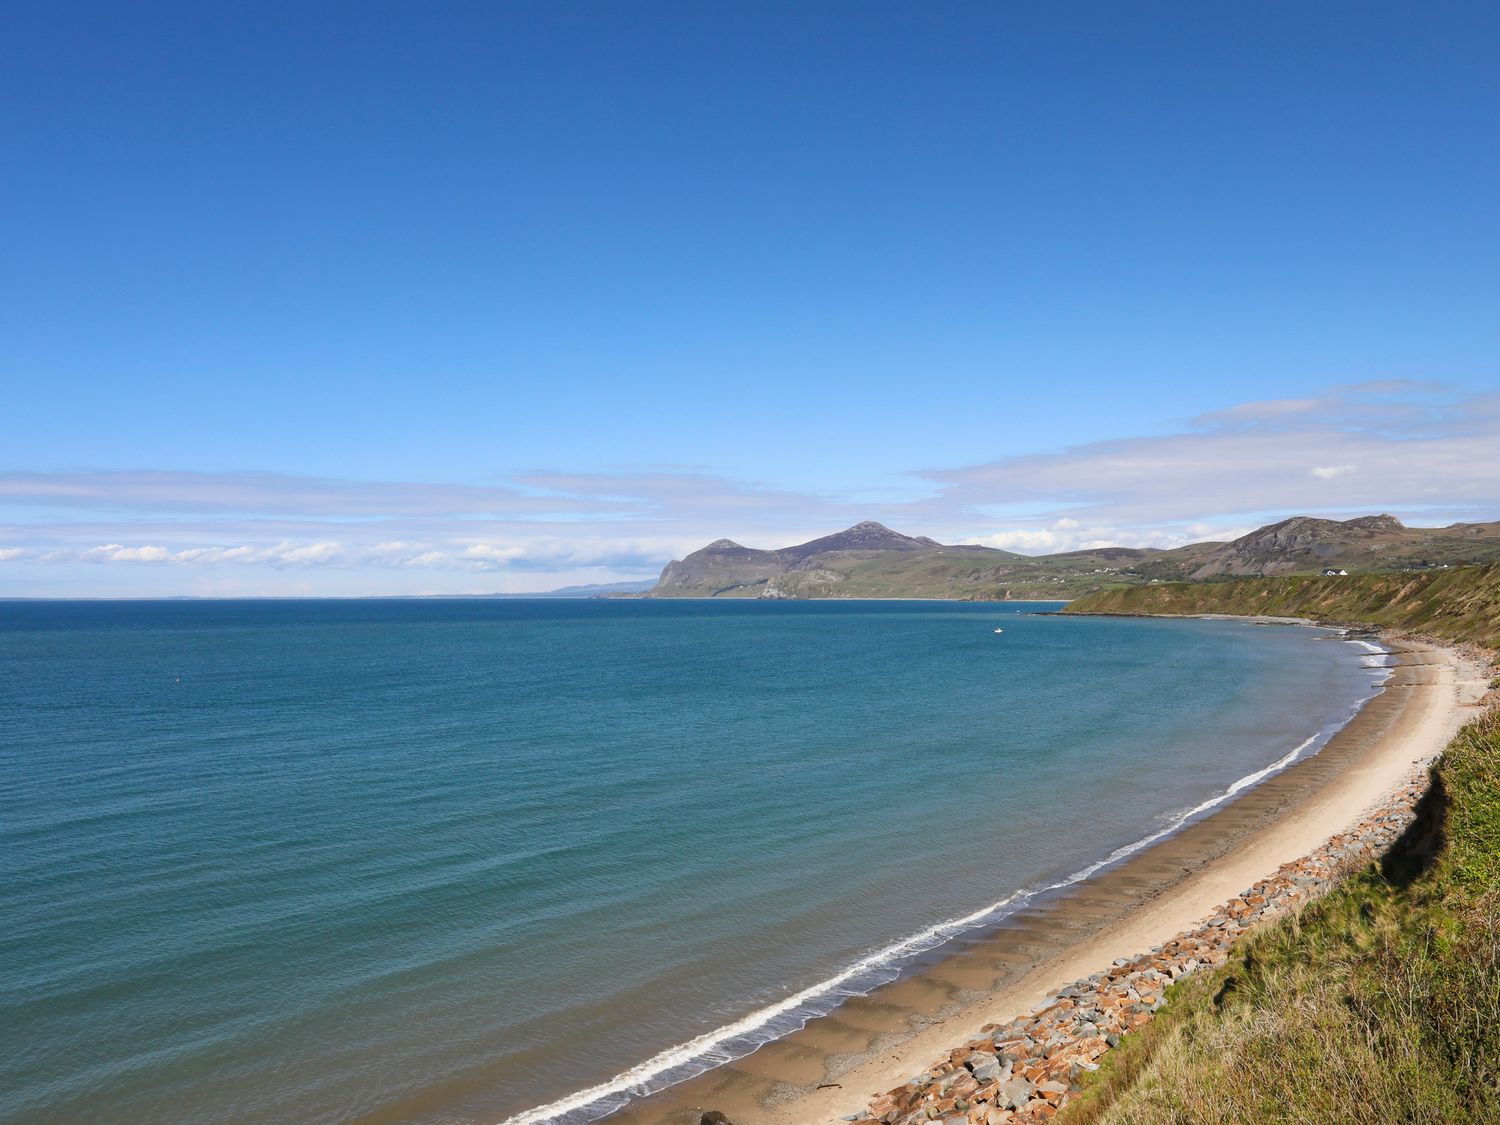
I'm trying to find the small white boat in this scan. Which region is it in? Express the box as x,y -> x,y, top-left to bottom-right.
993,627 -> 1004,634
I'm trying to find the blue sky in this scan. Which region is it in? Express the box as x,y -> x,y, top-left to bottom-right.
3,2 -> 1498,594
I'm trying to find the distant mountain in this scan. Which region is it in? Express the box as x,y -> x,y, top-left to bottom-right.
468,580 -> 657,599
648,516 -> 1500,600
652,521 -> 1023,599
778,520 -> 944,555
535,580 -> 658,597
1120,514 -> 1500,583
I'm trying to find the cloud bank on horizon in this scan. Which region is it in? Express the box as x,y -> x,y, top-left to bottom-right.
2,382 -> 1497,596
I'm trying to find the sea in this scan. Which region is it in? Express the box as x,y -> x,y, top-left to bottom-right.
0,598 -> 1389,1125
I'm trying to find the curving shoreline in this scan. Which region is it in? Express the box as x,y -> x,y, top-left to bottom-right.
603,633 -> 1485,1125
855,761 -> 1439,1124
506,636 -> 1378,1125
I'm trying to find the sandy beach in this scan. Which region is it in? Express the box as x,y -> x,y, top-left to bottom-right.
611,632 -> 1492,1125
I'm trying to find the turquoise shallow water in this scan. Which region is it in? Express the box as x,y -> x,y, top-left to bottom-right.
0,599 -> 1383,1124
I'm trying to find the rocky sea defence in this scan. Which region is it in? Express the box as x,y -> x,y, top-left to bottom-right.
846,767 -> 1434,1125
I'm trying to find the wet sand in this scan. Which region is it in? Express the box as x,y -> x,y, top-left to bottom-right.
609,635 -> 1480,1125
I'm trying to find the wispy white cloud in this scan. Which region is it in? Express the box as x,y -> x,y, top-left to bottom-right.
75,542 -> 347,567
924,382 -> 1500,531
2,381 -> 1497,594
26,535 -> 715,581
460,544 -> 526,564
81,543 -> 171,562
1195,396 -> 1323,425
961,519 -> 1255,555
0,470 -> 632,518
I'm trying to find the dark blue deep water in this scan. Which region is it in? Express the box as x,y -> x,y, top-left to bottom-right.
0,599 -> 1382,1124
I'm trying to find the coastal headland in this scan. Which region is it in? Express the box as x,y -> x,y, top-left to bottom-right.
606,631 -> 1491,1125
647,518 -> 1500,602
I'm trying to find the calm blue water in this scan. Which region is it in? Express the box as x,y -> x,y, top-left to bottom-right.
0,599 -> 1382,1124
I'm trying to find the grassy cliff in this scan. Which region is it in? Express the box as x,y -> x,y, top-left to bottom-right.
1057,565 -> 1500,1124
1064,562 -> 1500,649
1060,707 -> 1500,1125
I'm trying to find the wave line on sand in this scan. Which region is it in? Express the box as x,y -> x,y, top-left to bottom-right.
500,637 -> 1391,1125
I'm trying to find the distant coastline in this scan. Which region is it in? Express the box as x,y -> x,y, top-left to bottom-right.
647,515 -> 1500,602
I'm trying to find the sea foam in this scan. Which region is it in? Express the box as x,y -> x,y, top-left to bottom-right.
499,633 -> 1392,1125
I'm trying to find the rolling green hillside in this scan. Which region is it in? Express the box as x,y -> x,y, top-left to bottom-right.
1063,563 -> 1500,649
1057,564 -> 1500,1124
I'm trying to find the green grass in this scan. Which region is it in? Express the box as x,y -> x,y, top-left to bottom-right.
1057,567 -> 1500,1122
1058,708 -> 1500,1125
1063,562 -> 1500,650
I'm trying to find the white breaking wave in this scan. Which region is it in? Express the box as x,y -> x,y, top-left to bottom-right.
1041,729 -> 1321,894
500,634 -> 1393,1125
1351,639 -> 1395,669
496,885 -> 1033,1125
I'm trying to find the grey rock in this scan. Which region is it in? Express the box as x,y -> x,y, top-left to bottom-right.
935,1069 -> 970,1094
965,1052 -> 1003,1083
997,1077 -> 1035,1110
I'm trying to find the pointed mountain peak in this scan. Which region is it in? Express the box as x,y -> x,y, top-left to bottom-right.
704,538 -> 744,550
786,521 -> 939,556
